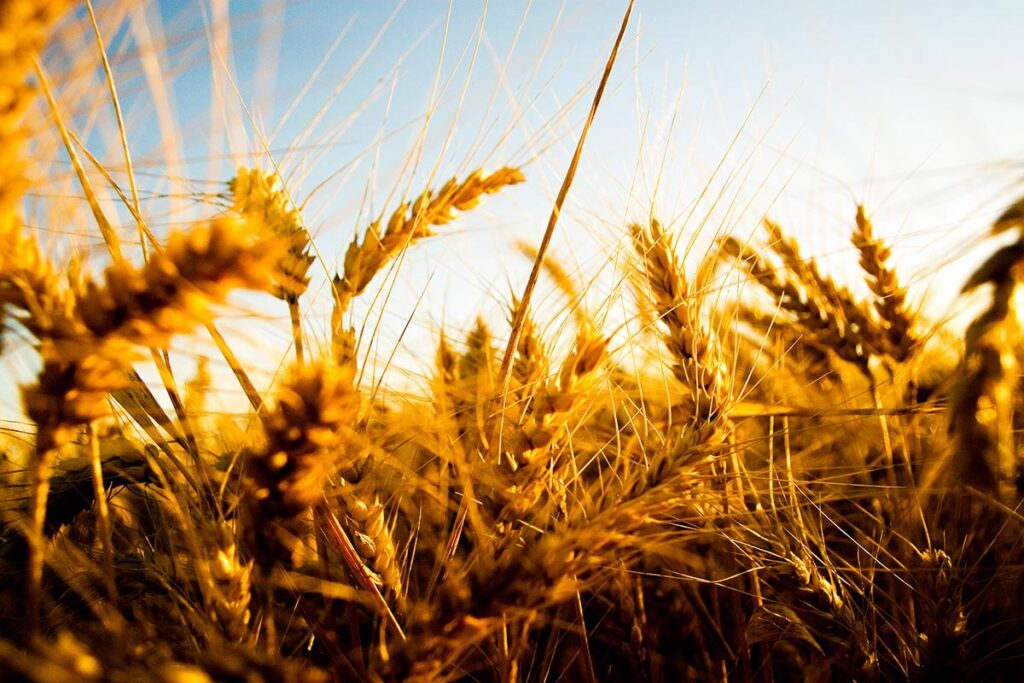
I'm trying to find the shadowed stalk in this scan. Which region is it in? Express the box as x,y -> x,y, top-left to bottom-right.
24,434 -> 57,640
86,422 -> 117,605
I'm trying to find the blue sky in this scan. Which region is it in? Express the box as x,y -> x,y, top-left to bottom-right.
6,0 -> 1024,415
140,0 -> 1023,289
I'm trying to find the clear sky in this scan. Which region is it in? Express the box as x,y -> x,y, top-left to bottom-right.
6,0 -> 1024,416
141,1 -> 1024,305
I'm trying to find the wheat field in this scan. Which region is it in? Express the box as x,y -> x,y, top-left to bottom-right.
1,2 -> 1024,681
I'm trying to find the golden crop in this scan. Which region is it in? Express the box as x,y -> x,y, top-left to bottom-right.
1,3 -> 1023,682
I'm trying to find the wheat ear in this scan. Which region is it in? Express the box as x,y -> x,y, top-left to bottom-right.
335,480 -> 405,610
507,297 -> 548,391
243,361 -> 359,569
204,523 -> 254,643
949,199 -> 1024,494
0,0 -> 73,216
515,242 -> 589,329
852,205 -> 917,361
632,219 -> 731,421
497,329 -> 608,527
4,216 -> 274,638
332,167 -> 524,319
721,235 -> 871,368
764,219 -> 886,364
228,167 -> 314,363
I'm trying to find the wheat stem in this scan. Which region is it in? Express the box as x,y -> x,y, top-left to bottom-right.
24,438 -> 56,641
288,300 -> 305,365
87,422 -> 117,605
